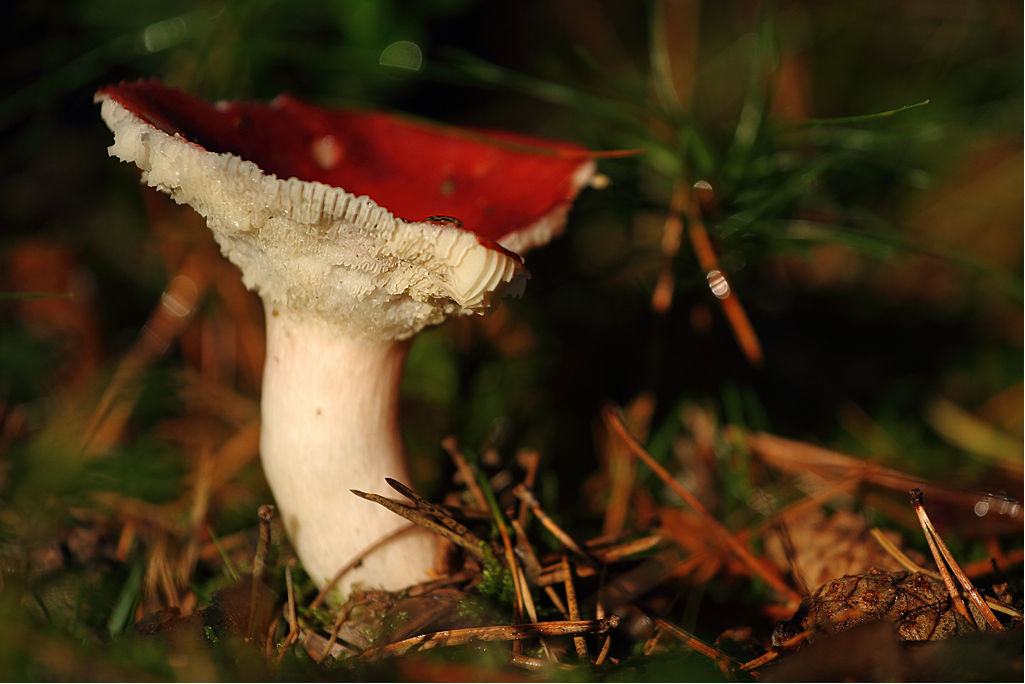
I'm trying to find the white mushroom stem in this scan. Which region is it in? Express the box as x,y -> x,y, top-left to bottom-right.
261,303 -> 437,593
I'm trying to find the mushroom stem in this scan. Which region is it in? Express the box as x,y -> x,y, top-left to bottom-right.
260,303 -> 436,593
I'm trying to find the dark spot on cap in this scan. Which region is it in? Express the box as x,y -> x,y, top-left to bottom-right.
425,215 -> 464,228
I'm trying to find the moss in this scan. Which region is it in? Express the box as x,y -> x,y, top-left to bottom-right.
476,545 -> 514,606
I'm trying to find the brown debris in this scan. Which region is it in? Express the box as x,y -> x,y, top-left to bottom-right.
771,570 -> 977,648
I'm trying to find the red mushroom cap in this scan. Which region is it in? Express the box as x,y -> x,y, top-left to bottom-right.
96,79 -> 596,254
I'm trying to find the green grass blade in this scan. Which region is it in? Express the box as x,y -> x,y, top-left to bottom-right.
107,558 -> 144,637
792,100 -> 931,127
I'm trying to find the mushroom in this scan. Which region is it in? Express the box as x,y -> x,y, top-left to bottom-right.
95,80 -> 596,595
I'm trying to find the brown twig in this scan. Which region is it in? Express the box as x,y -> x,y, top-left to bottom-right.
209,418 -> 261,493
980,596 -> 1022,618
536,537 -> 667,586
514,560 -> 542,628
595,635 -> 613,666
515,535 -> 572,615
740,649 -> 780,671
358,616 -> 620,662
406,569 -> 475,597
513,484 -> 602,570
441,436 -> 488,511
274,560 -> 299,664
545,586 -> 570,619
248,504 -> 275,641
516,448 -> 541,529
871,527 -> 938,578
642,625 -> 664,656
115,522 -> 136,562
179,445 -> 214,590
908,488 -> 975,624
561,550 -> 588,661
594,565 -> 610,663
253,505 -> 275,581
910,489 -> 1002,630
537,534 -> 664,578
592,534 -> 666,562
386,478 -> 484,545
513,561 -> 555,661
495,507 -> 525,650
510,519 -> 543,582
351,490 -> 487,562
144,533 -> 180,611
634,602 -> 737,666
652,182 -> 689,314
749,432 -> 1008,513
509,518 -> 559,657
685,190 -> 763,365
603,394 -> 654,537
317,600 -> 357,664
640,586 -> 688,656
604,407 -> 801,604
508,652 -> 578,672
